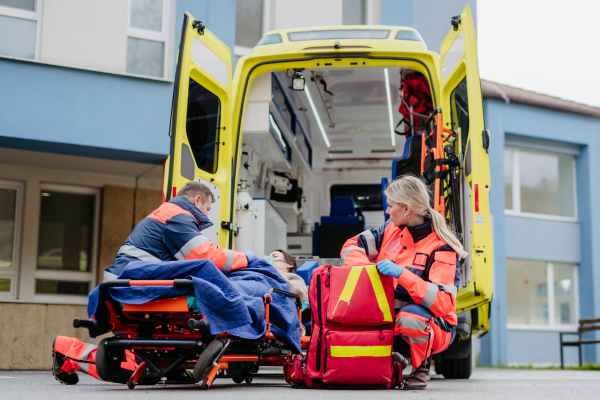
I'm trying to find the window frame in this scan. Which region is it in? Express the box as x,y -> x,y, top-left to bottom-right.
32,183 -> 100,304
504,146 -> 578,222
506,259 -> 580,332
0,179 -> 24,300
0,0 -> 43,60
126,0 -> 171,79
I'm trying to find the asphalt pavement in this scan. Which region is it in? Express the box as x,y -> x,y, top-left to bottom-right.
1,368 -> 599,399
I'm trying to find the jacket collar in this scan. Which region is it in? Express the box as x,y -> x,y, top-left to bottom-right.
401,219 -> 432,243
169,196 -> 214,231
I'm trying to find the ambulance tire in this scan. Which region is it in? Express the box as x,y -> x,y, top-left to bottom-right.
193,339 -> 226,382
441,349 -> 472,379
95,339 -> 122,382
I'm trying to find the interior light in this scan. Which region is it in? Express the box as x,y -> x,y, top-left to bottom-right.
384,68 -> 396,147
42,192 -> 51,197
291,71 -> 305,91
304,83 -> 331,148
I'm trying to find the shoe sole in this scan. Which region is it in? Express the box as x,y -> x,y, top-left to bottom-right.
52,338 -> 77,385
403,386 -> 426,390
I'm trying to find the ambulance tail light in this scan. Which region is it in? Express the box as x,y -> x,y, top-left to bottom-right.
474,183 -> 479,212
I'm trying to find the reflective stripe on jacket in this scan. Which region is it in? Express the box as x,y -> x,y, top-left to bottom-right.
104,196 -> 247,280
340,219 -> 460,325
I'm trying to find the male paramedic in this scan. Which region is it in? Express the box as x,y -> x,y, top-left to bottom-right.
52,181 -> 256,385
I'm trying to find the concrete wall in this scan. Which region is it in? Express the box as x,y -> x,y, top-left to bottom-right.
480,98 -> 600,366
40,0 -> 129,73
0,303 -> 102,370
0,153 -> 162,369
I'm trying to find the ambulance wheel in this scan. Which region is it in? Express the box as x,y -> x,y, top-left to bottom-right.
193,339 -> 225,382
95,339 -> 122,382
441,349 -> 472,379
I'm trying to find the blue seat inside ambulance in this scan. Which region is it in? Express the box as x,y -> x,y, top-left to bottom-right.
392,134 -> 422,180
320,197 -> 363,226
312,196 -> 365,258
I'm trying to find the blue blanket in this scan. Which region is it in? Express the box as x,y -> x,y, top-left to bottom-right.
87,259 -> 301,353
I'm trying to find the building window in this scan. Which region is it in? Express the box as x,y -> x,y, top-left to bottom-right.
0,0 -> 42,60
343,0 -> 366,25
0,180 -> 23,299
234,0 -> 263,64
504,147 -> 576,219
34,184 -> 99,301
127,0 -> 170,78
506,259 -> 578,328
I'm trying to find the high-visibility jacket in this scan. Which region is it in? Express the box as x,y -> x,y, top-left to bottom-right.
103,196 -> 248,281
341,220 -> 460,325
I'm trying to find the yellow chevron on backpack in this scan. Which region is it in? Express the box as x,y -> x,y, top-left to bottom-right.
327,265 -> 395,326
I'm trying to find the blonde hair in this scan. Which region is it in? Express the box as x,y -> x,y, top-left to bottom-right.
384,175 -> 468,259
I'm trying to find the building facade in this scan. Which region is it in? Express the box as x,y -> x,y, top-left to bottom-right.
1,0 -> 598,369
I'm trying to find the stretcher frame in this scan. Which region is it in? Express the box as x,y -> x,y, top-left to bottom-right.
73,279 -> 309,390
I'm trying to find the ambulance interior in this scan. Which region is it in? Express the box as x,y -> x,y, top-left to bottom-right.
236,65 -> 435,263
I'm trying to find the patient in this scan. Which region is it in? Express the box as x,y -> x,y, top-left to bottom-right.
265,249 -> 308,303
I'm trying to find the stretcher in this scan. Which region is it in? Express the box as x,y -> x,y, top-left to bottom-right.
73,279 -> 308,390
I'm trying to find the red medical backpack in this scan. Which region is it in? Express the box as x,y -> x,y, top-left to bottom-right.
285,264 -> 403,389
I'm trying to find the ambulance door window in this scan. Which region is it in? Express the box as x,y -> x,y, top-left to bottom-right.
450,78 -> 469,156
186,77 -> 221,174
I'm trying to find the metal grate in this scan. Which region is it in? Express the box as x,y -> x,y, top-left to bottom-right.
371,149 -> 396,154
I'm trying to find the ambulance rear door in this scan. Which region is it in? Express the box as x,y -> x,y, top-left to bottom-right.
164,13 -> 234,248
439,4 -> 493,312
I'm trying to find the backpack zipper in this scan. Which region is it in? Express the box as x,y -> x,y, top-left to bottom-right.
316,274 -> 323,371
322,330 -> 329,375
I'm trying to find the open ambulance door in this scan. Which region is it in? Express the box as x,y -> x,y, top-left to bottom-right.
439,5 -> 493,322
164,13 -> 234,248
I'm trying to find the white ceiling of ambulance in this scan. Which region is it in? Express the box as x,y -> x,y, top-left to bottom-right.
274,66 -> 404,150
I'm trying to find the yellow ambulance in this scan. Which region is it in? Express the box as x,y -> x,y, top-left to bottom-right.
163,4 -> 491,378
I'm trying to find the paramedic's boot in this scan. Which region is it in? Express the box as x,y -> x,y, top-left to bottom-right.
392,352 -> 409,370
403,360 -> 430,390
52,338 -> 79,385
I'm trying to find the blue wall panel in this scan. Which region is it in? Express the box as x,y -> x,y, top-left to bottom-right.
481,98 -> 600,365
0,59 -> 172,163
507,330 -> 580,366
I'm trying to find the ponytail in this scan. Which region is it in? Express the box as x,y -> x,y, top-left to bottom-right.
384,175 -> 468,259
428,207 -> 468,259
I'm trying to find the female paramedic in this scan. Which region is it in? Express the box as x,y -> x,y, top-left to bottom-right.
340,175 -> 467,390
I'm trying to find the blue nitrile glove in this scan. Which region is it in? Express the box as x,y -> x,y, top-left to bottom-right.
376,260 -> 404,278
243,250 -> 259,264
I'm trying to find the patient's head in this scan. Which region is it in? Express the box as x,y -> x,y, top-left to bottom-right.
269,249 -> 298,273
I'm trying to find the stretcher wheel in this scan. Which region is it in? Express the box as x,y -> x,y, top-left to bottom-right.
95,339 -> 122,382
232,373 -> 245,384
244,374 -> 253,384
126,378 -> 135,390
193,339 -> 225,382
